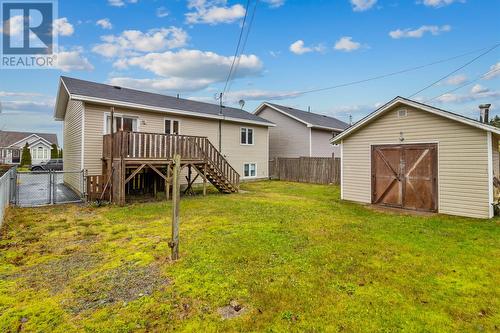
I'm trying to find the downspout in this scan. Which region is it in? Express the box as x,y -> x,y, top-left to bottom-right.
218,93 -> 223,151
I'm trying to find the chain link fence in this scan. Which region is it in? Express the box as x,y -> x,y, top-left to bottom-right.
12,170 -> 85,207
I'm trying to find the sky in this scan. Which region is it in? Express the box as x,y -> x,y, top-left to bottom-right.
0,0 -> 499,145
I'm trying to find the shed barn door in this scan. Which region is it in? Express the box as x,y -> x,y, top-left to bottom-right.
372,144 -> 437,212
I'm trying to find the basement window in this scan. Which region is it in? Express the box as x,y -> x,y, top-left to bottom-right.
244,163 -> 256,178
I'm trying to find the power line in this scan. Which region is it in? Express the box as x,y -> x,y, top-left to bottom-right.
408,43 -> 500,98
225,0 -> 258,96
222,0 -> 251,96
425,67 -> 500,103
264,43 -> 499,100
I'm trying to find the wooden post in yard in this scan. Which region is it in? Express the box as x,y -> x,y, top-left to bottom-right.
203,163 -> 207,196
170,154 -> 181,260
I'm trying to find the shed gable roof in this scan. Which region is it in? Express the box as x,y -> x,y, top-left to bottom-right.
332,96 -> 500,143
254,102 -> 348,131
54,76 -> 274,127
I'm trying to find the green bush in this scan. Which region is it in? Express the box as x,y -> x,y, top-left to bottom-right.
51,144 -> 59,159
20,143 -> 32,166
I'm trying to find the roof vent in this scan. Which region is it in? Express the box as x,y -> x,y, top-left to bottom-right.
113,86 -> 122,90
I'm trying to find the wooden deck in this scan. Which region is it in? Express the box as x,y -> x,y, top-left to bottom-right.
92,131 -> 240,204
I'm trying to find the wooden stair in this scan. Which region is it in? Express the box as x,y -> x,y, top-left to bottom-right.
194,139 -> 239,193
102,131 -> 240,197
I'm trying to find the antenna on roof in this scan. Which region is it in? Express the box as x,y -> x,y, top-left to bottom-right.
308,106 -> 311,113
349,114 -> 353,125
239,99 -> 245,110
176,94 -> 180,99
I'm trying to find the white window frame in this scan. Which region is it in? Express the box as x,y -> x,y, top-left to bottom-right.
164,118 -> 181,135
243,162 -> 257,178
240,127 -> 254,145
103,112 -> 139,134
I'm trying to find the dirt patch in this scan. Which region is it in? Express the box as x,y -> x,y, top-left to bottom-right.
218,300 -> 247,319
14,253 -> 101,294
67,262 -> 170,313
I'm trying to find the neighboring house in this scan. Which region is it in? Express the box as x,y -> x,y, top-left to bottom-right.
254,102 -> 348,159
0,131 -> 59,165
332,96 -> 499,219
54,76 -> 274,194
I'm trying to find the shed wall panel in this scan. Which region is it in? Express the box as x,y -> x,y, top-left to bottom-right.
342,105 -> 490,219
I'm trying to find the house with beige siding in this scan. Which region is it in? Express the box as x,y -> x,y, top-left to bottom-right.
254,103 -> 348,159
332,96 -> 500,219
54,77 -> 274,198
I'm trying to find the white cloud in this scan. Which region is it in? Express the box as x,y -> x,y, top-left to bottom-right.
350,0 -> 377,11
389,25 -> 451,39
1,100 -> 54,111
436,84 -> 500,103
108,0 -> 138,7
108,77 -> 213,92
470,84 -> 489,94
156,7 -> 169,18
484,62 -> 500,80
96,18 -> 113,30
53,17 -> 74,36
55,48 -> 94,72
186,0 -> 246,25
110,49 -> 263,92
289,40 -> 325,55
221,89 -> 300,104
92,27 -> 188,58
261,0 -> 285,8
420,0 -> 465,8
334,36 -> 361,52
115,49 -> 262,80
445,74 -> 467,85
0,91 -> 43,98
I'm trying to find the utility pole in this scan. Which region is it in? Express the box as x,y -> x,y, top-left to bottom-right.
169,154 -> 181,260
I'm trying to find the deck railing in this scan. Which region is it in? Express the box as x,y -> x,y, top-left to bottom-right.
103,131 -> 240,187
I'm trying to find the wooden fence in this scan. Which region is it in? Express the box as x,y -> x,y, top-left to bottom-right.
269,157 -> 340,185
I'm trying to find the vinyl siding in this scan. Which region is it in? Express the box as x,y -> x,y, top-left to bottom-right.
82,103 -> 268,181
221,122 -> 269,179
342,105 -> 490,219
63,100 -> 84,193
311,128 -> 340,157
257,106 -> 310,158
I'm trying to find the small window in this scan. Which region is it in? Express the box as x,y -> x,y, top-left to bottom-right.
165,119 -> 180,135
241,127 -> 254,145
244,163 -> 256,178
398,109 -> 408,118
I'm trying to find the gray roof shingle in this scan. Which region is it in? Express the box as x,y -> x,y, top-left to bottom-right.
266,103 -> 348,131
0,131 -> 58,147
61,76 -> 273,125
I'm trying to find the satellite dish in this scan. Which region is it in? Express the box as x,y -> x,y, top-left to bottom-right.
239,99 -> 245,110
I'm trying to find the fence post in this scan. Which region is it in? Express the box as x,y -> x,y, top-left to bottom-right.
170,154 -> 181,260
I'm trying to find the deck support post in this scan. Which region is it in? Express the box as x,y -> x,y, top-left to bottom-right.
166,164 -> 171,201
170,154 -> 181,260
203,163 -> 207,196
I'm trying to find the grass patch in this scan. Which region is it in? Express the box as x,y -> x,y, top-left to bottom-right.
0,181 -> 499,332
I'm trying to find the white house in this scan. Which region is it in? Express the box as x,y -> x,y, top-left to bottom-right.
0,131 -> 59,165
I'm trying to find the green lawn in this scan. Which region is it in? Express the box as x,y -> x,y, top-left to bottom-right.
1,181 -> 499,332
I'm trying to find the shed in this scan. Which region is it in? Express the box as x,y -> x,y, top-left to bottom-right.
332,97 -> 500,219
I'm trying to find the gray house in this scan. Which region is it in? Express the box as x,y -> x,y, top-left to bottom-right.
254,103 -> 348,159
